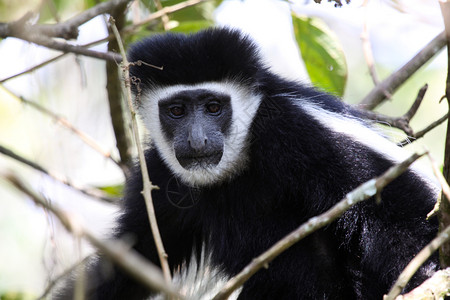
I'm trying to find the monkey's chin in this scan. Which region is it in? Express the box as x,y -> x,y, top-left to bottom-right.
177,152 -> 223,170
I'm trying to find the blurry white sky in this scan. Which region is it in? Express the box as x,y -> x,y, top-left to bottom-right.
0,0 -> 447,296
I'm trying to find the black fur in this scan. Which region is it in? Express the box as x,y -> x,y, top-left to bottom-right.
58,28 -> 439,299
127,28 -> 263,97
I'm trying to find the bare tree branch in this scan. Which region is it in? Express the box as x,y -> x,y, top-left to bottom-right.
0,11 -> 121,62
0,0 -> 133,40
122,0 -> 212,34
105,4 -> 133,169
438,0 -> 450,268
0,53 -> 65,83
361,0 -> 385,90
153,0 -> 172,31
385,225 -> 450,300
359,31 -> 447,110
385,152 -> 450,299
357,83 -> 447,147
0,144 -> 117,203
3,173 -> 182,299
0,11 -> 33,38
1,85 -> 124,170
50,0 -> 133,37
399,113 -> 449,146
357,84 -> 428,137
37,255 -> 93,300
427,152 -> 450,219
0,37 -> 111,83
212,151 -> 426,300
392,268 -> 450,300
109,17 -> 172,284
0,0 -> 213,72
19,33 -> 122,62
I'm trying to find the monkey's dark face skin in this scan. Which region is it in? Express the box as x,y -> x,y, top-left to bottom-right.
158,89 -> 232,170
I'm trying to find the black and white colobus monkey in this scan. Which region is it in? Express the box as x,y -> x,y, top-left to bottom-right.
60,28 -> 440,299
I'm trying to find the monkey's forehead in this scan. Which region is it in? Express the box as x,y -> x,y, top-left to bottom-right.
143,81 -> 252,101
127,27 -> 264,91
137,81 -> 259,108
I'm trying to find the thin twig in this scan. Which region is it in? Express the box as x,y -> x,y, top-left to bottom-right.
361,0 -> 385,90
0,144 -> 117,203
2,85 -> 123,170
384,225 -> 450,300
359,31 -> 447,110
0,37 -> 111,83
105,5 -> 133,169
0,0 -> 133,39
392,268 -> 450,300
73,238 -> 86,300
212,152 -> 426,300
0,11 -> 121,62
109,17 -> 172,284
4,173 -> 182,298
438,0 -> 450,268
429,152 -> 450,205
0,0 -> 212,71
122,0 -> 212,34
358,84 -> 428,137
0,12 -> 34,38
415,113 -> 449,140
21,33 -> 122,62
41,0 -> 61,23
399,113 -> 449,146
389,150 -> 450,298
404,84 -> 427,121
0,53 -> 64,83
37,255 -> 92,300
153,0 -> 171,31
53,0 -> 133,36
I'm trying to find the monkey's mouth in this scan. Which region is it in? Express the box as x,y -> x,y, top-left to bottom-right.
177,152 -> 223,169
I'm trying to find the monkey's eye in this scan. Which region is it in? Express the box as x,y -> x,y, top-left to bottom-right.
169,105 -> 185,118
206,102 -> 221,115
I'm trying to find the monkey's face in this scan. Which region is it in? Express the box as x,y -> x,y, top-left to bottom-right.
138,82 -> 261,186
158,88 -> 232,170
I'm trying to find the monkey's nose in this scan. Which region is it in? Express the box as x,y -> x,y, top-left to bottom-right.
187,126 -> 208,152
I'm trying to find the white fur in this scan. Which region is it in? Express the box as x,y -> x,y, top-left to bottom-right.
151,247 -> 241,300
138,81 -> 262,186
297,101 -> 439,193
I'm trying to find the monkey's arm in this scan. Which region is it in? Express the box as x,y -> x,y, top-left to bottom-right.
337,178 -> 439,297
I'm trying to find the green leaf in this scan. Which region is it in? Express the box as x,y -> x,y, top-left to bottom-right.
170,20 -> 213,33
160,0 -> 223,22
97,184 -> 124,197
125,27 -> 159,45
135,0 -> 221,34
0,292 -> 34,300
292,14 -> 348,97
159,0 -> 206,22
